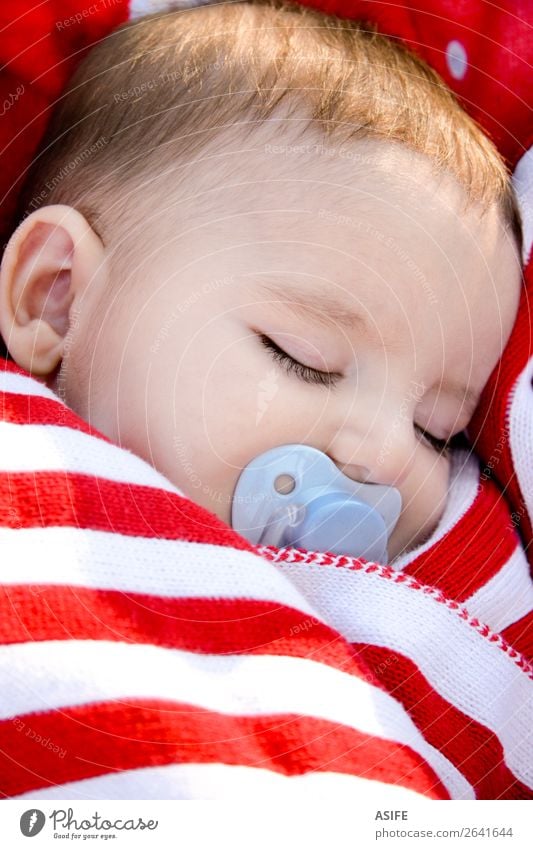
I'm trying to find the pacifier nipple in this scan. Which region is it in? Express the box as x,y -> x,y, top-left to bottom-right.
231,444 -> 402,563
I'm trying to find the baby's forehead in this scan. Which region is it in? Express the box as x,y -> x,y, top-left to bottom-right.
142,132 -> 500,303
201,126 -> 466,213
118,122 -> 513,337
158,126 -> 429,231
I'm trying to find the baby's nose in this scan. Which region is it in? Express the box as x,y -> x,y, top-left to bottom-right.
328,417 -> 413,487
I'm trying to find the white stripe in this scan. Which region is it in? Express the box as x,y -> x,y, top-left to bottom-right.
15,762 -> 430,801
508,357 -> 533,531
512,145 -> 533,264
0,529 -> 318,616
465,546 -> 533,633
0,370 -> 61,401
0,640 -> 473,799
275,559 -> 533,787
394,449 -> 479,569
0,420 -> 182,493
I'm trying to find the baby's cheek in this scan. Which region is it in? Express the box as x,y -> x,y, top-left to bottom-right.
201,362 -> 259,448
388,455 -> 450,559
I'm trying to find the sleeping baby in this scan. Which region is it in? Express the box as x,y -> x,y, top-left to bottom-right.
0,0 -> 523,562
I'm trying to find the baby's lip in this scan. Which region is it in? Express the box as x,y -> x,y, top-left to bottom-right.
335,463 -> 371,484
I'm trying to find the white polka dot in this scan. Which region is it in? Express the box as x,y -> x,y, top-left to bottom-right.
446,40 -> 468,80
129,0 -> 217,18
513,146 -> 533,265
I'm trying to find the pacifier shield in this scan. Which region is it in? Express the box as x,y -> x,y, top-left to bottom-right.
231,444 -> 401,563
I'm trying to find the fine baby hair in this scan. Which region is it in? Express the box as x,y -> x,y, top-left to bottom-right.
17,0 -> 521,253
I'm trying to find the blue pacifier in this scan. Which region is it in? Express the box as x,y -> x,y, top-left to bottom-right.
231,444 -> 402,563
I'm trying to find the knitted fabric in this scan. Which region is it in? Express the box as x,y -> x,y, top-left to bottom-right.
0,0 -> 532,800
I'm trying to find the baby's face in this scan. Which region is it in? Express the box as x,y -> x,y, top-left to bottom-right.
60,137 -> 521,559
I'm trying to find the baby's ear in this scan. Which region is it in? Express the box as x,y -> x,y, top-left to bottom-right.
0,205 -> 104,376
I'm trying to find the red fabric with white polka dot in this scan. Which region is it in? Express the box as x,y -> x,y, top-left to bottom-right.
302,0 -> 532,168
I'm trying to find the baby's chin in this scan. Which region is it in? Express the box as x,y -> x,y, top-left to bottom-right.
387,512 -> 443,563
387,475 -> 450,563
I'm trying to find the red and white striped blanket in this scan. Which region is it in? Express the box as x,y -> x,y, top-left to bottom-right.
0,0 -> 532,801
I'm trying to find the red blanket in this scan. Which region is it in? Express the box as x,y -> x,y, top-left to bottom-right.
0,0 -> 532,800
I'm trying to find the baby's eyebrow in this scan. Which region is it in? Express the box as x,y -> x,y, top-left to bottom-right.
256,279 -> 369,333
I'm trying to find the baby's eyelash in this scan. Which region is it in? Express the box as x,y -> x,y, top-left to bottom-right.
258,334 -> 342,388
414,424 -> 450,455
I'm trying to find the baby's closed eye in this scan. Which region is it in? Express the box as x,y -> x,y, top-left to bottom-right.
413,424 -> 451,455
257,331 -> 460,456
257,332 -> 343,389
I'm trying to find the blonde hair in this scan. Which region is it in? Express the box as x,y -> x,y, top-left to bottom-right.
18,0 -> 522,248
